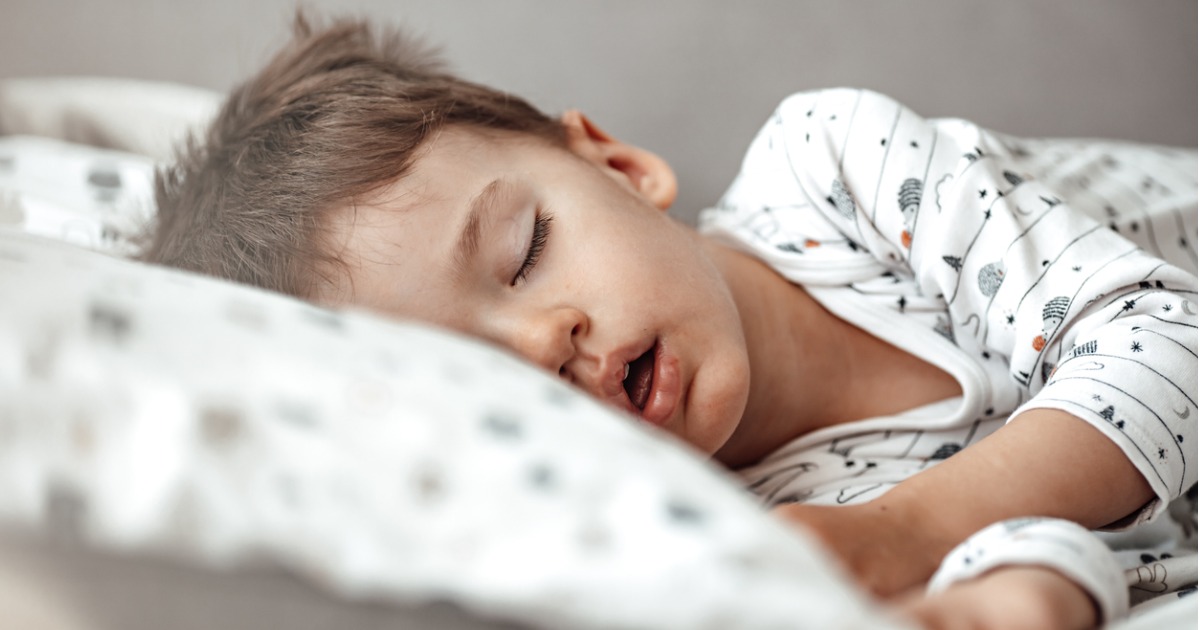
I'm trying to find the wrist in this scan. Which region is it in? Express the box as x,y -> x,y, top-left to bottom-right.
770,499 -> 948,596
868,489 -> 959,583
826,494 -> 953,596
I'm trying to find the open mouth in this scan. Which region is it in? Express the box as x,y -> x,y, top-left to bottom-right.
622,340 -> 658,411
612,338 -> 679,427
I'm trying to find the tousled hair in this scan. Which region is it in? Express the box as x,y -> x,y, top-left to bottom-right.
141,13 -> 564,297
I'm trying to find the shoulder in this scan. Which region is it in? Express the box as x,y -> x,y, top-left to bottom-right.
774,88 -> 914,121
762,87 -> 927,180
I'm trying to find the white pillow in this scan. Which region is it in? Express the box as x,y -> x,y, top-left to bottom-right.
0,228 -> 892,629
0,77 -> 220,161
0,80 -> 892,625
0,135 -> 156,256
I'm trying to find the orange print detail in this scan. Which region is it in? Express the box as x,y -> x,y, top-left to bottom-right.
1032,335 -> 1046,351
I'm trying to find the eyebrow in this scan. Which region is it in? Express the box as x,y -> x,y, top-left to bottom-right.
453,178 -> 507,277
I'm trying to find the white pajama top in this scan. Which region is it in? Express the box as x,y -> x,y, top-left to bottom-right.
699,88 -> 1198,621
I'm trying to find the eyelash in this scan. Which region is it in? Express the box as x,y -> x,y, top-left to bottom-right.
513,212 -> 553,285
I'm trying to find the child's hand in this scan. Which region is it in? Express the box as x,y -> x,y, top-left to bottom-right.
891,566 -> 1098,630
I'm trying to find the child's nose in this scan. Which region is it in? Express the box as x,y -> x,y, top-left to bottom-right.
506,306 -> 588,376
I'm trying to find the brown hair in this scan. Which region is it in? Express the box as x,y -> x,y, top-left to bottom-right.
141,13 -> 564,297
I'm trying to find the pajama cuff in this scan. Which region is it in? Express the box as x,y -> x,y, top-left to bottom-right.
927,517 -> 1129,625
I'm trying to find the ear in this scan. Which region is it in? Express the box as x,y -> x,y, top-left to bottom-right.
560,110 -> 677,210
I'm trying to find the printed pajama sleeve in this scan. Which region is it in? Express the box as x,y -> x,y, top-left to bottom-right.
772,87 -> 1197,525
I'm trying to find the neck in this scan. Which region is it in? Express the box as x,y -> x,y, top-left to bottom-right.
703,240 -> 858,468
702,239 -> 963,469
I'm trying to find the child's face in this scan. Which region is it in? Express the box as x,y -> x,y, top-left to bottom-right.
319,115 -> 751,456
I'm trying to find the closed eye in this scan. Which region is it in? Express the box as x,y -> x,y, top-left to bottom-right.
513,212 -> 553,285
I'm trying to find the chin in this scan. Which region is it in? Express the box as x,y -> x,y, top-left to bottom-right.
687,365 -> 750,460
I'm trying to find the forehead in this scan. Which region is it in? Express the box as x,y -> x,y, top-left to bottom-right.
315,130 -> 477,301
337,125 -> 563,221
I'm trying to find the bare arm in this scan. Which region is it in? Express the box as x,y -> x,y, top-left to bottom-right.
774,408 -> 1151,596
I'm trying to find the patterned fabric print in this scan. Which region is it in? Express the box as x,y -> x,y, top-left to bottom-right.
0,231 -> 896,630
702,88 -> 1198,622
0,136 -> 156,255
743,400 -> 1007,507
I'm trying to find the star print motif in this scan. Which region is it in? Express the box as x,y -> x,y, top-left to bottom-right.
724,101 -> 1199,501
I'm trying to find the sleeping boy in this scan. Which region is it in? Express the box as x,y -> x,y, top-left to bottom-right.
144,15 -> 1198,629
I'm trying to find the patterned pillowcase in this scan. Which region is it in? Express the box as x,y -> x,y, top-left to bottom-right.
0,135 -> 156,256
0,140 -> 888,627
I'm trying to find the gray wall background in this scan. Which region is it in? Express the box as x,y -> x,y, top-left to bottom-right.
1,0 -> 1195,223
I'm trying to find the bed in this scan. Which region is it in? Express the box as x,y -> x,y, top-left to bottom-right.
0,77 -> 1194,630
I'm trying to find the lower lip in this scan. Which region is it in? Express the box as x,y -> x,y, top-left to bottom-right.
640,340 -> 680,427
